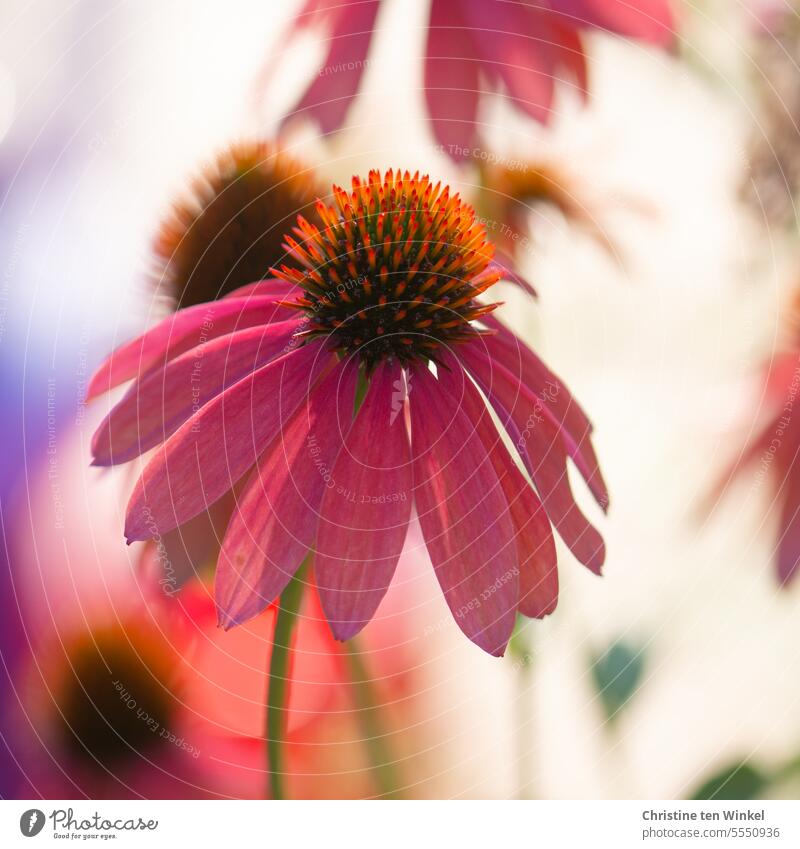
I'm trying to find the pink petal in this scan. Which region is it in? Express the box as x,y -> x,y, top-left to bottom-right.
554,0 -> 675,47
474,318 -> 608,511
550,19 -> 589,98
140,489 -> 238,592
124,341 -> 335,542
461,344 -> 605,574
425,0 -> 480,156
221,279 -> 299,300
315,361 -> 413,640
490,249 -> 538,298
410,364 -> 518,656
87,295 -> 294,401
439,351 -> 558,618
463,0 -> 556,124
92,319 -> 302,466
215,359 -> 358,628
289,1 -> 381,133
765,351 -> 800,405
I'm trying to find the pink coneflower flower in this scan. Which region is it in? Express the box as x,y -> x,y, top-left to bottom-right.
711,344 -> 800,586
263,0 -> 675,157
89,169 -> 608,656
136,141 -> 321,588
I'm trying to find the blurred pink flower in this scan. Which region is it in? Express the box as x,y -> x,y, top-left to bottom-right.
88,170 -> 608,657
264,0 -> 676,156
7,434 -> 257,798
711,349 -> 800,585
9,425 -> 425,798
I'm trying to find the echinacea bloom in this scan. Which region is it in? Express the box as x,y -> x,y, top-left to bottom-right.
16,596 -> 246,799
89,169 -> 608,656
137,141 -> 321,588
154,141 -> 320,308
478,159 -> 619,260
262,0 -> 675,157
711,345 -> 800,586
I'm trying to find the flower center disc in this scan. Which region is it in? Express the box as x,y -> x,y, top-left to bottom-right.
275,169 -> 502,368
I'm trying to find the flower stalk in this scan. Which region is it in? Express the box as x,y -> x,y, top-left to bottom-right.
343,639 -> 403,799
266,557 -> 308,800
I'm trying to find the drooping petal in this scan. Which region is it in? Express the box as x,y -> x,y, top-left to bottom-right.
703,420 -> 776,514
550,18 -> 589,98
463,0 -> 556,124
221,279 -> 299,300
124,341 -> 335,542
286,0 -> 381,134
462,344 -> 605,574
86,295 -> 293,400
92,319 -> 302,466
555,0 -> 675,47
518,408 -> 605,574
425,0 -> 480,155
215,359 -> 358,628
474,317 -> 608,511
410,364 -> 518,656
139,489 -> 238,592
315,361 -> 413,640
438,351 -> 558,618
489,249 -> 538,298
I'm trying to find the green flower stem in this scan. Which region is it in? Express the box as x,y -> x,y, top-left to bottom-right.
343,639 -> 403,799
266,559 -> 308,800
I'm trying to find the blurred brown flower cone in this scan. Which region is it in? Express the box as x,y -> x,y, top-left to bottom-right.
47,621 -> 183,771
154,141 -> 321,308
478,160 -> 620,261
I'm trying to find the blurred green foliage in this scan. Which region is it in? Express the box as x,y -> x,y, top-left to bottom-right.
691,762 -> 769,800
590,640 -> 645,725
